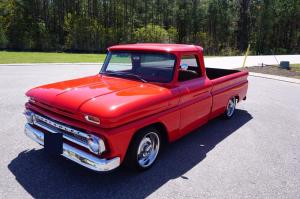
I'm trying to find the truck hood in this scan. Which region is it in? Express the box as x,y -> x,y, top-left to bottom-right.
26,74 -> 178,127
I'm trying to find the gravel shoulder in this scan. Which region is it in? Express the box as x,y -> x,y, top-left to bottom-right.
244,64 -> 300,79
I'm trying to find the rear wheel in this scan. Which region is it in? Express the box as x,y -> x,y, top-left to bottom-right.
224,97 -> 237,119
125,127 -> 161,171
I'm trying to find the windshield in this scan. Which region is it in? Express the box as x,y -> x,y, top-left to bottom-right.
101,51 -> 176,83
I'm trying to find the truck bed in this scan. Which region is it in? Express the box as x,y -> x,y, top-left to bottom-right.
206,68 -> 241,80
206,67 -> 248,119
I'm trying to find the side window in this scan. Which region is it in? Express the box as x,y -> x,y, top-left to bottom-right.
178,55 -> 202,82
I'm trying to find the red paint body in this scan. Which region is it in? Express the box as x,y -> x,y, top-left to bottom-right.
25,44 -> 248,162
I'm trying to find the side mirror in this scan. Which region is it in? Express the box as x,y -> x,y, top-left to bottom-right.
180,63 -> 188,70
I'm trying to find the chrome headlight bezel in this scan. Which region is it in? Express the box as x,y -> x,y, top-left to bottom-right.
87,134 -> 106,155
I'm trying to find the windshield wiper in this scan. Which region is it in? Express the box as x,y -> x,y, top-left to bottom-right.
100,71 -> 148,83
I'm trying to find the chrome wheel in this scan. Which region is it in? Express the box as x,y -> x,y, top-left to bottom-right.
137,132 -> 160,168
226,97 -> 236,117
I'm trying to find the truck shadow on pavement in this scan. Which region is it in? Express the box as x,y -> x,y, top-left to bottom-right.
8,109 -> 252,199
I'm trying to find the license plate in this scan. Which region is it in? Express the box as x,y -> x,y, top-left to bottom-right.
44,132 -> 63,155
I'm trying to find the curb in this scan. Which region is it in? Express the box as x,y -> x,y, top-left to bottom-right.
249,72 -> 300,84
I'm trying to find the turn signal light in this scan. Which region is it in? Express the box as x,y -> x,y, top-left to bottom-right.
84,115 -> 100,124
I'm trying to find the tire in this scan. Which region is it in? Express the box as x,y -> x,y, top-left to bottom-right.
124,127 -> 161,171
223,97 -> 237,119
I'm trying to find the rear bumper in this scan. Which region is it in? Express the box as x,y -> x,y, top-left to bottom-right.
24,123 -> 120,172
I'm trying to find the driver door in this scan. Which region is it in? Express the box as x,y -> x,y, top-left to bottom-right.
178,54 -> 213,136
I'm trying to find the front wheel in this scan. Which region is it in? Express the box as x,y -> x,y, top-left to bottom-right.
125,127 -> 161,171
224,97 -> 237,119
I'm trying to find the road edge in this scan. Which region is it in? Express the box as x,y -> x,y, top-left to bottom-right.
249,72 -> 300,84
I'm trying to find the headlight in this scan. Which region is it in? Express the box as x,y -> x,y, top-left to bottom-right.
87,134 -> 106,154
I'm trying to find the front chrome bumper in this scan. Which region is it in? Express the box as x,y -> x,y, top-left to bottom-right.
24,123 -> 120,172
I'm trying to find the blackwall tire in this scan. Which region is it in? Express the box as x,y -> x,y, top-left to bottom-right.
124,127 -> 161,171
224,97 -> 237,119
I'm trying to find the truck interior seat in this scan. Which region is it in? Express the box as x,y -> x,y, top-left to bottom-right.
178,70 -> 199,81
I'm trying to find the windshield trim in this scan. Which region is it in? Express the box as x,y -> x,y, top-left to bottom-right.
100,51 -> 177,83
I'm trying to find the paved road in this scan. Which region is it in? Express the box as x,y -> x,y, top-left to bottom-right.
0,64 -> 300,199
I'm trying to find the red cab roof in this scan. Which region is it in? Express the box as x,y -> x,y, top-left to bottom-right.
108,43 -> 203,53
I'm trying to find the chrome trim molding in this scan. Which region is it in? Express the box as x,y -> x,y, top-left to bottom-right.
24,124 -> 120,172
34,114 -> 89,138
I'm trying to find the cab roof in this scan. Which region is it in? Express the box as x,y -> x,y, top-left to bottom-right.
108,43 -> 203,53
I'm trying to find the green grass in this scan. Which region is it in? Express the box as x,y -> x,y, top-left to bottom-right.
0,51 -> 106,64
291,64 -> 300,72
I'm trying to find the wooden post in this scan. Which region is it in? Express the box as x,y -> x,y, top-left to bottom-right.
242,44 -> 251,68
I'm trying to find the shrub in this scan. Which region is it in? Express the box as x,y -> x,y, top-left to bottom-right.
134,24 -> 169,43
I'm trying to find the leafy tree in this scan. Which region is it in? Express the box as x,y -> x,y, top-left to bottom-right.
134,24 -> 169,43
0,22 -> 7,49
167,26 -> 178,43
237,0 -> 251,51
0,0 -> 298,54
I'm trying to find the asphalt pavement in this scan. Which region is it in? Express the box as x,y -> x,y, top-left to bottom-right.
0,64 -> 300,199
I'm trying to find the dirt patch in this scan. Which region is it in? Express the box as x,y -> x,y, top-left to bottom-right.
239,64 -> 300,79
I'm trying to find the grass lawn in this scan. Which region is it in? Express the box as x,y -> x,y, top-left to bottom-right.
290,64 -> 300,79
291,64 -> 300,71
243,63 -> 300,79
0,51 -> 106,64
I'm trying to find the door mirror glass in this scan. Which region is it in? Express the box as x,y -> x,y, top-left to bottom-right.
180,63 -> 189,70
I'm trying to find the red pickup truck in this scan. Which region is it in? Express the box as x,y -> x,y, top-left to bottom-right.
24,44 -> 248,172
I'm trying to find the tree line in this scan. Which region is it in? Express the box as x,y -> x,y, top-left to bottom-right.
0,0 -> 299,55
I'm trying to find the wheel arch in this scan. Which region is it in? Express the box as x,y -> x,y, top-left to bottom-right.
147,122 -> 169,144
123,122 -> 169,169
126,122 -> 169,154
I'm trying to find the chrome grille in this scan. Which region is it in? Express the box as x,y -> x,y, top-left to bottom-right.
32,113 -> 90,150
